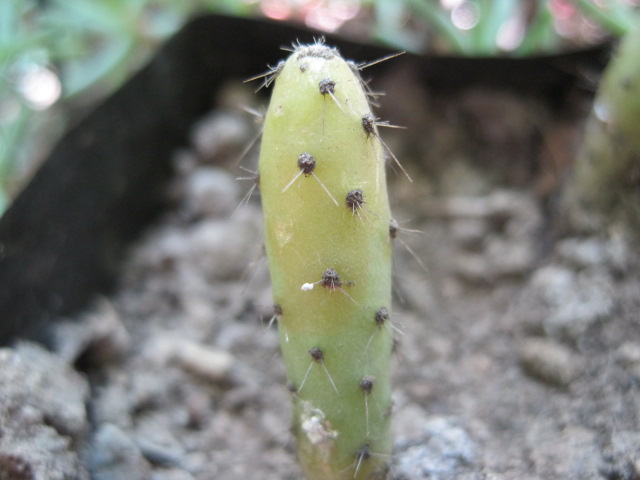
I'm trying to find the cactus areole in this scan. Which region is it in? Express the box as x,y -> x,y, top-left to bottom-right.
258,41 -> 396,479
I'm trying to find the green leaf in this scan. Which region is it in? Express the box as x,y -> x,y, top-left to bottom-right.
515,0 -> 557,56
473,0 -> 518,55
402,0 -> 471,54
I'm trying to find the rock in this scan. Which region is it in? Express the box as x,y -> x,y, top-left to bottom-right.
134,206 -> 262,283
90,375 -> 134,428
393,403 -> 431,440
0,343 -> 90,479
453,253 -> 490,284
518,338 -> 576,387
150,470 -> 196,480
0,343 -> 89,439
556,238 -> 609,269
51,298 -> 131,365
87,423 -> 150,480
453,239 -> 536,284
556,235 -> 632,274
191,111 -> 251,163
526,422 -> 601,479
152,336 -> 235,383
604,430 -> 640,479
450,218 -> 487,251
183,214 -> 261,280
530,266 -> 614,344
485,238 -> 537,278
181,167 -> 240,219
394,417 -> 478,479
137,435 -> 185,468
615,342 -> 640,380
446,191 -> 540,284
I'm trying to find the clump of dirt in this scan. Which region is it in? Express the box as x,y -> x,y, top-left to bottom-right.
1,77 -> 639,480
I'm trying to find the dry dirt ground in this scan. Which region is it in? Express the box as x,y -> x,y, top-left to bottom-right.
1,77 -> 639,480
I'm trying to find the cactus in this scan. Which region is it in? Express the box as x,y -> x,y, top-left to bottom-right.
563,27 -> 640,232
257,41 -> 397,479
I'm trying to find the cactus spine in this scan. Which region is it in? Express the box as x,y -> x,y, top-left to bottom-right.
258,42 -> 395,479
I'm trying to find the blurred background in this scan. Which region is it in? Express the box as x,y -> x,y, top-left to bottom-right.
1,0 -> 638,213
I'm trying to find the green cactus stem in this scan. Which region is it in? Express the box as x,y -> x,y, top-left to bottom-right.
564,27 -> 640,232
258,41 -> 396,479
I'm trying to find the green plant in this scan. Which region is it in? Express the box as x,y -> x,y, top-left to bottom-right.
392,0 -> 560,55
386,0 -> 639,56
572,0 -> 637,37
0,0 -> 258,214
563,25 -> 640,232
258,42 -> 399,479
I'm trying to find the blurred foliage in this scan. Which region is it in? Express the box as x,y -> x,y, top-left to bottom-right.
371,0 -> 639,55
0,0 -> 638,213
0,0 -> 259,212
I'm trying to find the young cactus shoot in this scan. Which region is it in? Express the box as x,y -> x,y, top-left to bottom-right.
257,41 -> 401,479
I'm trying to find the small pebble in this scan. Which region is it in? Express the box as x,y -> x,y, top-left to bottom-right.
453,239 -> 535,284
191,111 -> 250,162
450,218 -> 486,251
87,423 -> 150,480
137,437 -> 184,468
615,342 -> 640,379
518,338 -> 575,387
52,298 -> 131,365
556,238 -> 608,269
453,253 -> 490,284
485,239 -> 536,277
173,340 -> 234,382
185,215 -> 262,280
182,167 -> 239,218
151,336 -> 234,382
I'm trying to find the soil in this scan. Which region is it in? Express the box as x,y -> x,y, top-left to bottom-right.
1,70 -> 639,480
